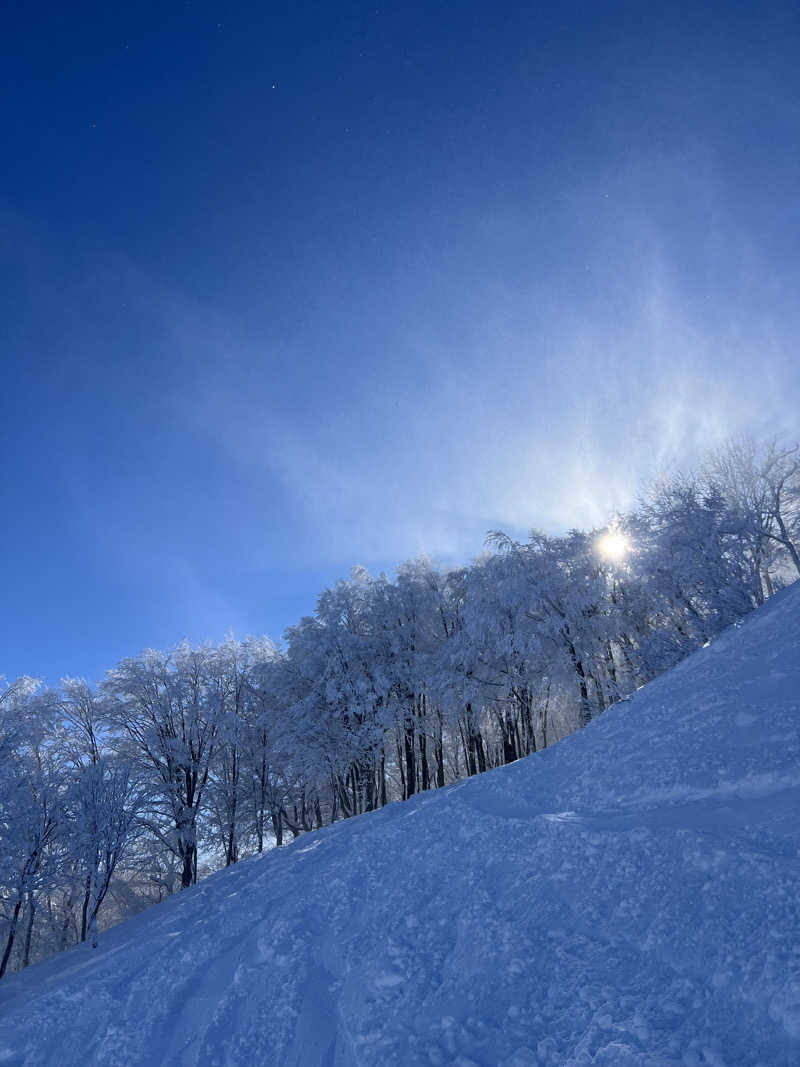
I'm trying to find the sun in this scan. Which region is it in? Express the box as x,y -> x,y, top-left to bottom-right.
596,529 -> 630,562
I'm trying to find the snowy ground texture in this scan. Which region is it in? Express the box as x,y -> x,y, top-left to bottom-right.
2,586 -> 799,1066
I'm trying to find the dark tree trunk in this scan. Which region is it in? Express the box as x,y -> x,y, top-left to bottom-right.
335,777 -> 351,820
566,636 -> 592,728
270,808 -> 283,847
541,683 -> 551,749
434,707 -> 445,788
419,730 -> 430,791
497,709 -> 517,765
80,874 -> 91,942
181,844 -> 196,890
775,512 -> 800,576
516,699 -> 527,755
59,888 -> 75,951
474,728 -> 487,774
379,750 -> 387,807
225,751 -> 239,865
460,710 -> 476,776
0,893 -> 24,979
225,834 -> 238,866
350,765 -> 359,816
22,892 -> 36,969
395,738 -> 406,801
404,717 -> 416,800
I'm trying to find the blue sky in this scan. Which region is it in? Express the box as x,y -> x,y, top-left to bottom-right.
2,1 -> 799,684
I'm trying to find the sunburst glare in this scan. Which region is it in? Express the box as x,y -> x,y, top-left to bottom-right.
596,529 -> 630,562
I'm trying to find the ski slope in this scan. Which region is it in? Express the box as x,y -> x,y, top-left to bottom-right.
1,584 -> 799,1067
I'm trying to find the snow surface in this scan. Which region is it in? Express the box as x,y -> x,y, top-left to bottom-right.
1,585 -> 799,1067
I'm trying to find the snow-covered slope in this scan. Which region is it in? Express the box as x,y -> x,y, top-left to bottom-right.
2,586 -> 800,1067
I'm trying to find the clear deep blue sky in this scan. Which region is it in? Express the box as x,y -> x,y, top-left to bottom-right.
2,1 -> 799,684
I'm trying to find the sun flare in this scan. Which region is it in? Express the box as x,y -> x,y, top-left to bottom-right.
596,529 -> 630,562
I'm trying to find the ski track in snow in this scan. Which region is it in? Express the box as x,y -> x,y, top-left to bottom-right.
1,585 -> 799,1066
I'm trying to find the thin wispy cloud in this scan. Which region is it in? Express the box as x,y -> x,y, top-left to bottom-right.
177,157 -> 799,569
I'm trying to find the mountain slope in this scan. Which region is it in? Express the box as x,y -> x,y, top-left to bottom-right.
1,585 -> 799,1067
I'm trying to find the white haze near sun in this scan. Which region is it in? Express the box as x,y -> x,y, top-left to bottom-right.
596,529 -> 631,562
54,147 -> 799,620
187,191 -> 798,570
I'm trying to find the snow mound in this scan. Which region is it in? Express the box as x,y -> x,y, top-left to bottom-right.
1,585 -> 799,1066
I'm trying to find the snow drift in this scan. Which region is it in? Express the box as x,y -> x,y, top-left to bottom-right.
1,584 -> 799,1066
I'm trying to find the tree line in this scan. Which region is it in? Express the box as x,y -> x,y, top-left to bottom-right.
1,437 -> 798,977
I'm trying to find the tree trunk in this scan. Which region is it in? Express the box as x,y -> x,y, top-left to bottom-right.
419,730 -> 430,791
0,893 -> 24,979
80,873 -> 92,942
565,635 -> 592,727
59,887 -> 75,952
434,708 -> 445,788
180,843 -> 196,890
460,709 -> 476,776
775,512 -> 800,576
404,717 -> 416,800
22,892 -> 36,968
541,682 -> 551,749
379,750 -> 387,807
270,808 -> 283,847
474,728 -> 487,774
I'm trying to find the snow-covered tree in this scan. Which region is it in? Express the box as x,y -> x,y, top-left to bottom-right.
0,679 -> 63,977
103,645 -> 222,889
704,437 -> 800,587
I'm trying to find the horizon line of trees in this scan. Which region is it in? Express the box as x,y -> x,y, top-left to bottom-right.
2,436 -> 799,977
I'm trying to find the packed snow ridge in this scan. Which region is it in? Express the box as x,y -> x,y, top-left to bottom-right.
1,585 -> 799,1067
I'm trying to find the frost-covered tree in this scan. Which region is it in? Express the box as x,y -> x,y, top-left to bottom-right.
638,474 -> 762,649
459,550 -> 551,763
704,437 -> 800,586
204,640 -> 247,867
240,640 -> 292,849
0,679 -> 63,978
486,530 -> 618,729
58,679 -> 142,944
103,645 -> 222,889
67,758 -> 143,946
388,558 -> 458,793
284,569 -> 390,822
